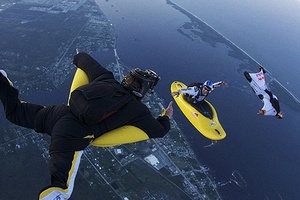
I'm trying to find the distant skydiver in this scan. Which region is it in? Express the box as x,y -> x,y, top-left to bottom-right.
171,80 -> 228,103
244,66 -> 283,119
0,52 -> 174,200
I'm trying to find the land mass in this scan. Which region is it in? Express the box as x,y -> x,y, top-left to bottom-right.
0,0 -> 223,199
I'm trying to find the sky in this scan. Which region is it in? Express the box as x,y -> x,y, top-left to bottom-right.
173,0 -> 300,99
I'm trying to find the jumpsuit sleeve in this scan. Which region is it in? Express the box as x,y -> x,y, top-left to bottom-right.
261,97 -> 276,116
134,114 -> 171,138
156,115 -> 171,135
99,101 -> 171,139
72,52 -> 114,82
212,81 -> 224,89
265,90 -> 281,113
178,86 -> 198,96
264,89 -> 273,99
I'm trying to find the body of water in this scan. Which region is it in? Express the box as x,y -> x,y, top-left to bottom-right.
95,0 -> 300,199
171,0 -> 300,100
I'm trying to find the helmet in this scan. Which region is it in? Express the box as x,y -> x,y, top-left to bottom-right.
121,68 -> 160,99
203,80 -> 213,90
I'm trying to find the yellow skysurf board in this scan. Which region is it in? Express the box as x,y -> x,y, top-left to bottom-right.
171,81 -> 226,140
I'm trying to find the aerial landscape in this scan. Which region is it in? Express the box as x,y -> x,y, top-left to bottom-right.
0,0 -> 223,199
0,0 -> 299,199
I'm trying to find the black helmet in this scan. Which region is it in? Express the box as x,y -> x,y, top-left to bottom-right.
121,68 -> 160,99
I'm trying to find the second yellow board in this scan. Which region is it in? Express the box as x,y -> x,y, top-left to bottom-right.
171,81 -> 226,140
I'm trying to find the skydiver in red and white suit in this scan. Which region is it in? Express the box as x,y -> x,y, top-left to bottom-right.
244,66 -> 283,119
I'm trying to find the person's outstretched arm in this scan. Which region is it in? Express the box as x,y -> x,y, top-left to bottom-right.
212,81 -> 227,89
171,86 -> 198,97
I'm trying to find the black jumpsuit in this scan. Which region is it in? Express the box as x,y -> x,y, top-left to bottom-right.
0,53 -> 170,198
